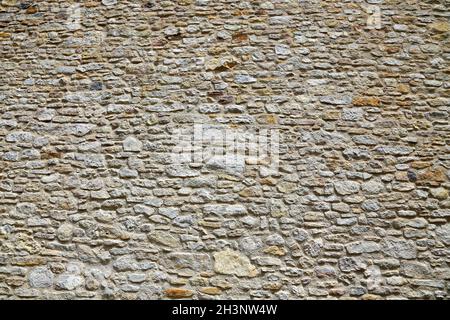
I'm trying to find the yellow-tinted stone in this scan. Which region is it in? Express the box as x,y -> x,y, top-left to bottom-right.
264,246 -> 287,256
352,96 -> 381,107
429,21 -> 450,33
200,287 -> 222,295
165,288 -> 194,299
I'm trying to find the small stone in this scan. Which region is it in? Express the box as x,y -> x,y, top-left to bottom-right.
264,246 -> 286,256
235,74 -> 257,84
158,207 -> 179,219
6,131 -> 34,143
165,252 -> 212,271
164,26 -> 180,36
320,95 -> 352,105
429,21 -> 450,33
204,204 -> 247,216
291,228 -> 309,242
119,167 -> 138,178
352,96 -> 380,106
16,203 -> 37,215
166,165 -> 199,177
113,256 -> 156,271
342,108 -> 363,121
199,287 -> 221,295
55,274 -> 84,290
346,241 -> 380,254
435,224 -> 450,245
28,267 -> 54,288
102,0 -> 117,5
56,223 -> 74,242
148,231 -> 180,248
123,136 -> 143,152
165,288 -> 194,299
381,238 -> 417,259
334,181 -> 360,195
213,249 -> 258,277
361,179 -> 385,194
274,45 -> 291,56
430,187 -> 448,200
206,155 -> 245,175
26,5 -> 38,14
128,273 -> 147,283
400,261 -> 432,278
338,257 -> 366,272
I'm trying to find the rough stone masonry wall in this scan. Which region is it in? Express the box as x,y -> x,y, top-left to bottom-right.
0,0 -> 449,300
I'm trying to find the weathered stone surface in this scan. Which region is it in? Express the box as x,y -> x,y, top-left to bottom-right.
102,0 -> 117,6
165,288 -> 194,299
0,0 -> 448,301
213,250 -> 258,277
123,136 -> 143,152
55,275 -> 84,290
28,267 -> 54,288
56,223 -> 74,242
164,252 -> 212,271
204,204 -> 247,216
352,96 -> 380,107
148,231 -> 181,248
435,224 -> 450,245
346,241 -> 381,254
381,238 -> 417,260
334,181 -> 361,195
319,95 -> 352,105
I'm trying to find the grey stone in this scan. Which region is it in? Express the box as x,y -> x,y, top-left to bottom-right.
334,181 -> 360,195
435,224 -> 450,245
400,261 -> 432,278
29,267 -> 54,288
123,136 -> 143,152
6,132 -> 34,143
291,228 -> 309,242
164,252 -> 212,271
320,95 -> 352,105
16,203 -> 37,215
204,204 -> 247,216
381,238 -> 417,259
158,207 -> 179,219
361,180 -> 385,194
235,74 -> 257,84
57,223 -> 74,242
56,274 -> 84,290
206,155 -> 245,175
274,45 -> 291,56
102,0 -> 117,5
166,165 -> 199,177
346,241 -> 381,254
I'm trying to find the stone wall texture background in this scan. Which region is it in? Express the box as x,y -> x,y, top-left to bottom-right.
0,0 -> 449,300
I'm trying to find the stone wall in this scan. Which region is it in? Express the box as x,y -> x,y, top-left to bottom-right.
0,0 -> 449,300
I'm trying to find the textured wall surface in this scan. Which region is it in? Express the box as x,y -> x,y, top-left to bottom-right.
0,0 -> 449,300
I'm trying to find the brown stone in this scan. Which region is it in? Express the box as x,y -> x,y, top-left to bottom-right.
352,96 -> 381,107
263,282 -> 282,291
199,287 -> 222,295
418,167 -> 447,184
232,33 -> 248,42
429,21 -> 450,33
26,6 -> 38,14
361,294 -> 383,300
165,288 -> 194,299
260,177 -> 277,186
12,256 -> 46,266
264,246 -> 287,256
397,84 -> 410,94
